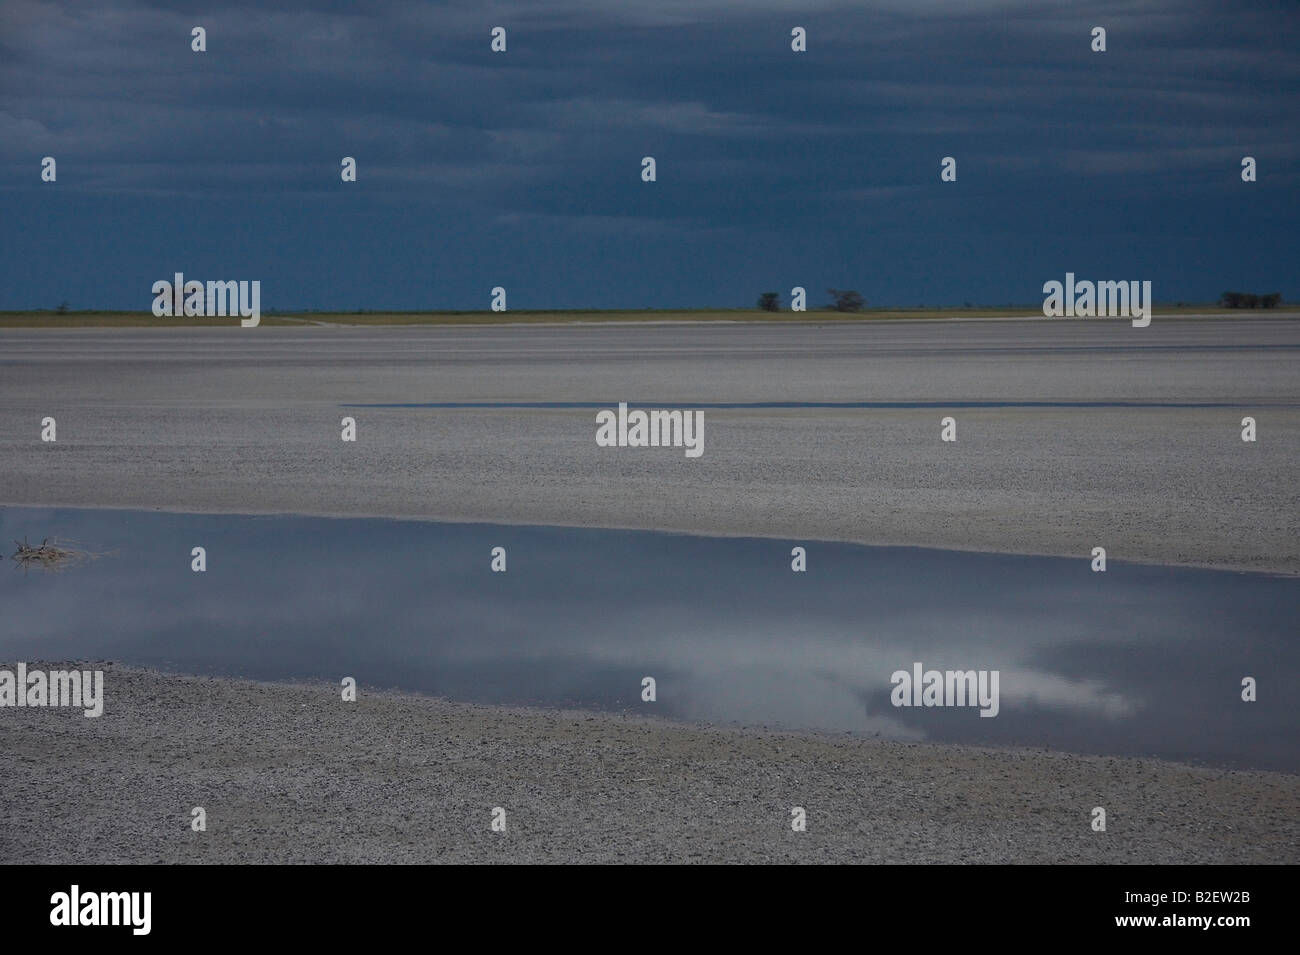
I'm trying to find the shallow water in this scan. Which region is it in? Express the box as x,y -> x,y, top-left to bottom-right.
1,506 -> 1295,771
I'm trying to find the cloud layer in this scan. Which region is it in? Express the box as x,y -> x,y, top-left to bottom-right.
1,0 -> 1296,309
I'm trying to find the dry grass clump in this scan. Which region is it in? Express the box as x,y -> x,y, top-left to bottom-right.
9,537 -> 95,570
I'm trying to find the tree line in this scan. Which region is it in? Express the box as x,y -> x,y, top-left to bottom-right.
757,290 -> 865,312
1219,291 -> 1283,309
756,290 -> 1286,311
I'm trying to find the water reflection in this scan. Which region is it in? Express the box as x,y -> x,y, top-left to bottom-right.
1,507 -> 1295,771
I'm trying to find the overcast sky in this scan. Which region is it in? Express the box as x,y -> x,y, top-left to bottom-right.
1,0 -> 1296,310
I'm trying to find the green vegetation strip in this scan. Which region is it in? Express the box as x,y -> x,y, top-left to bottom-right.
0,307 -> 1284,328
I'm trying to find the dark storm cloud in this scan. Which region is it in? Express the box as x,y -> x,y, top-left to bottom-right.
0,0 -> 1295,309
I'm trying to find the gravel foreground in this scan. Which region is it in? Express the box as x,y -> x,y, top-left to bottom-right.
1,665 -> 1294,864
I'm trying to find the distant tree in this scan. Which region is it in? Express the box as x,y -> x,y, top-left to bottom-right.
827,288 -> 865,312
55,301 -> 70,314
1221,291 -> 1283,309
757,292 -> 780,311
